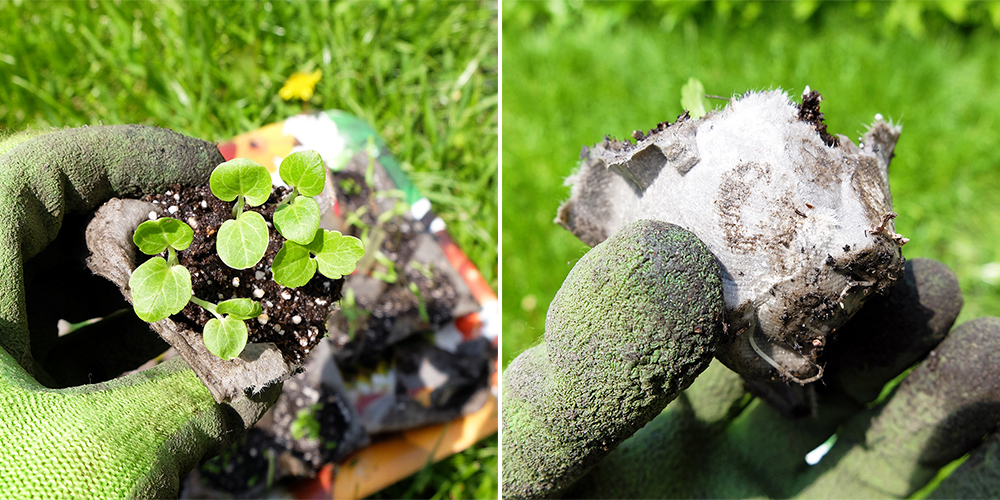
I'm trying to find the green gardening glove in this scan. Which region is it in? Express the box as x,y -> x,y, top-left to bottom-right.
502,219 -> 1000,498
0,126 -> 279,498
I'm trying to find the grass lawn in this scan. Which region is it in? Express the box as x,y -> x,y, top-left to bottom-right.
1,1 -> 497,498
502,1 -> 1000,370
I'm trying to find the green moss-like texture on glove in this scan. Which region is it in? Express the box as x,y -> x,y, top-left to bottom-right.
564,361 -> 765,499
502,220 -> 724,498
0,125 -> 221,374
562,258 -> 993,499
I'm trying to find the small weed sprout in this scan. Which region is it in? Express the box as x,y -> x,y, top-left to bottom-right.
346,150 -> 410,278
336,146 -> 446,333
411,261 -> 435,280
371,252 -> 398,284
339,288 -> 370,341
290,403 -> 323,440
408,282 -> 430,323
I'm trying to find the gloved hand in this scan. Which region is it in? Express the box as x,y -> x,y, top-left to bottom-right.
0,126 -> 279,498
502,219 -> 1000,498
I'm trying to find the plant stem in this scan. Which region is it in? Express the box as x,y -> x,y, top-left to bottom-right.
354,225 -> 386,277
409,282 -> 430,323
232,194 -> 244,218
277,187 -> 298,208
190,296 -> 223,321
166,246 -> 178,267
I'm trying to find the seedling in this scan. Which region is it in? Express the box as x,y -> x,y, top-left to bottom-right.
210,158 -> 273,269
344,155 -> 410,277
371,251 -> 398,284
411,261 -> 435,280
130,217 -> 263,360
129,217 -> 194,322
190,297 -> 263,360
130,150 -> 364,361
273,150 -> 325,245
268,151 -> 365,287
290,403 -> 323,440
272,227 -> 365,287
408,282 -> 430,323
339,177 -> 361,196
339,288 -> 370,341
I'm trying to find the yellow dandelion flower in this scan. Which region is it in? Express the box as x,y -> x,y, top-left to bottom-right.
279,69 -> 322,101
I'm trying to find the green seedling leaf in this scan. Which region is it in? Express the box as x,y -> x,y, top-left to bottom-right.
217,211 -> 269,269
210,158 -> 273,206
129,257 -> 192,322
681,77 -> 711,119
217,298 -> 263,320
272,229 -> 363,286
279,150 -> 326,197
133,217 -> 194,255
273,195 -> 321,244
311,229 -> 365,279
290,405 -> 322,440
371,251 -> 398,284
272,240 -> 319,288
202,315 -> 249,360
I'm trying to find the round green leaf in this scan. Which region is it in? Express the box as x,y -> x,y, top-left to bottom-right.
210,158 -> 273,206
279,150 -> 326,197
273,195 -> 321,245
217,298 -> 263,320
133,217 -> 194,255
272,240 -> 318,288
202,316 -> 249,360
216,211 -> 269,269
128,257 -> 192,322
312,230 -> 365,280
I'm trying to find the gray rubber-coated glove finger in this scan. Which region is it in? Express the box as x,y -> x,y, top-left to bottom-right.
564,259 -> 1000,498
0,125 -> 279,498
502,219 -> 725,498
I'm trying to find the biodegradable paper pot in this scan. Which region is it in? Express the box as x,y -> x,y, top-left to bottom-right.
86,197 -> 295,403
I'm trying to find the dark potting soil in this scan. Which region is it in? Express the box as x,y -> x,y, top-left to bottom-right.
269,374 -> 358,467
196,428 -> 277,494
143,184 -> 344,365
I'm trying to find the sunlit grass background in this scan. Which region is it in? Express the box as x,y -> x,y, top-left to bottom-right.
0,1 -> 497,498
502,0 -> 1000,368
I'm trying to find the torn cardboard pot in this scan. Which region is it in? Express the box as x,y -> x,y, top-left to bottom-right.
558,89 -> 907,384
86,197 -> 296,403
